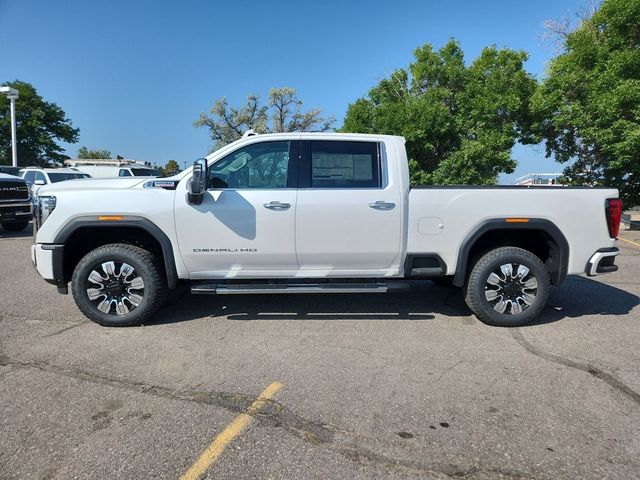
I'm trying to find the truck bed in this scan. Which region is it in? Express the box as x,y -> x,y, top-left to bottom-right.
407,186 -> 617,277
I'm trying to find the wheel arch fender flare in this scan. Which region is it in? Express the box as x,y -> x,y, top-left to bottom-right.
452,218 -> 569,288
53,215 -> 178,289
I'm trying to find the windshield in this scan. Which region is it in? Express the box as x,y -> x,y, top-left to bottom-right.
48,173 -> 91,183
0,166 -> 21,176
130,168 -> 156,177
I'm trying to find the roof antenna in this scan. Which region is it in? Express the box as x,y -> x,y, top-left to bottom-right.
242,129 -> 258,138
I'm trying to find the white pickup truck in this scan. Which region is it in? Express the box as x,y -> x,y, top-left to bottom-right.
30,132 -> 623,327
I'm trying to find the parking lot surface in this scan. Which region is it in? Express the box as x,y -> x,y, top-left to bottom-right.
1,226 -> 639,479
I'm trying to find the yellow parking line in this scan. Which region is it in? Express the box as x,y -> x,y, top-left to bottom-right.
180,382 -> 284,480
618,237 -> 640,249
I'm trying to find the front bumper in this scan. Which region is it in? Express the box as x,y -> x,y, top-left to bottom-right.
32,243 -> 67,293
0,201 -> 32,222
586,247 -> 619,276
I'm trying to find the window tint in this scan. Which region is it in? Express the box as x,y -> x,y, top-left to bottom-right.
23,171 -> 36,183
130,168 -> 155,176
310,141 -> 379,188
209,141 -> 290,189
119,169 -> 132,177
34,171 -> 47,184
48,173 -> 90,183
0,166 -> 21,176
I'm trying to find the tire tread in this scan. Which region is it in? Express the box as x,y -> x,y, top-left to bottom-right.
465,246 -> 550,327
71,243 -> 166,326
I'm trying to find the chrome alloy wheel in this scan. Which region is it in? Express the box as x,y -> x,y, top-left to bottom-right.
86,261 -> 144,316
484,263 -> 538,315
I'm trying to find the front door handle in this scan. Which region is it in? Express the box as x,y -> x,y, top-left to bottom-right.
369,201 -> 396,210
263,201 -> 291,210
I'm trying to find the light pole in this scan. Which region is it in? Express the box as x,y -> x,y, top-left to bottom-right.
1,86 -> 19,167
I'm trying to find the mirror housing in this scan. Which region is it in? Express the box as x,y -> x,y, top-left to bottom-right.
187,158 -> 207,205
34,179 -> 46,186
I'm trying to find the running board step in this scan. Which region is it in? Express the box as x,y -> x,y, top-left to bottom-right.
191,282 -> 406,295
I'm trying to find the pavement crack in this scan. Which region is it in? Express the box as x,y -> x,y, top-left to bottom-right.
0,355 -> 334,443
1,355 -> 531,478
435,360 -> 465,383
326,442 -> 530,479
511,329 -> 640,406
43,322 -> 88,338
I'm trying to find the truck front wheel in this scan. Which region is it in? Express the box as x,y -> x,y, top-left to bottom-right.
465,247 -> 550,327
71,243 -> 166,326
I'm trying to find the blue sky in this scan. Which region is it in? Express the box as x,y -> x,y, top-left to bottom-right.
0,0 -> 586,182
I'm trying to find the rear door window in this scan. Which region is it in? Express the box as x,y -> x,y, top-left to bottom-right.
303,141 -> 380,188
130,168 -> 155,176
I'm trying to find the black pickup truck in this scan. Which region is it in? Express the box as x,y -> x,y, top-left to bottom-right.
0,172 -> 32,232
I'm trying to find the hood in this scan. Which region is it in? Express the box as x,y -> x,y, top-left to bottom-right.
37,177 -> 147,194
0,173 -> 25,182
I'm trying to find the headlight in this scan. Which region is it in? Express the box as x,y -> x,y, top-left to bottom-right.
33,195 -> 56,232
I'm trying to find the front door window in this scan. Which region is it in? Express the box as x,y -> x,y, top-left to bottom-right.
208,141 -> 290,189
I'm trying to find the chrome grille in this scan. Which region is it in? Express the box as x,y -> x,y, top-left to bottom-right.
0,182 -> 29,201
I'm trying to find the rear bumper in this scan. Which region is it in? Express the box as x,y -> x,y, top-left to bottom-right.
586,247 -> 619,276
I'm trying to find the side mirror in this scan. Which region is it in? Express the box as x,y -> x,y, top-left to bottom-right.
187,158 -> 207,205
34,179 -> 46,186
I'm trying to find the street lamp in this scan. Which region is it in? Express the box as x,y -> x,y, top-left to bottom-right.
1,86 -> 19,168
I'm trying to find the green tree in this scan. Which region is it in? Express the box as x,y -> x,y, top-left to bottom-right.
532,0 -> 640,206
162,159 -> 181,176
341,40 -> 537,185
77,146 -> 111,159
0,80 -> 79,167
195,87 -> 334,150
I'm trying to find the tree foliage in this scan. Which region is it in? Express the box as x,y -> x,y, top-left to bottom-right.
532,0 -> 640,206
162,159 -> 181,176
0,80 -> 79,167
77,146 -> 111,159
342,40 -> 537,185
195,87 -> 334,150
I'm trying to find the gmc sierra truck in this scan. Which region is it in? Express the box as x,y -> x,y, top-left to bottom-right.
30,132 -> 622,327
0,173 -> 32,232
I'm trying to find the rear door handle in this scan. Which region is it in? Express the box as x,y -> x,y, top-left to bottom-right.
369,201 -> 396,210
263,201 -> 291,210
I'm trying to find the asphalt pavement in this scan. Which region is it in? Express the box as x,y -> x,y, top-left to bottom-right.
1,226 -> 639,479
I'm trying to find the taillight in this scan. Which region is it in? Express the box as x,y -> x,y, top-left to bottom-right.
605,198 -> 623,239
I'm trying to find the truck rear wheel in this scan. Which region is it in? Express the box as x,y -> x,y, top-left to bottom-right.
465,247 -> 549,327
71,243 -> 166,326
1,221 -> 29,232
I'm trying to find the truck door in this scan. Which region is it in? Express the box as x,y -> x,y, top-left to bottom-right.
295,140 -> 403,275
174,139 -> 300,278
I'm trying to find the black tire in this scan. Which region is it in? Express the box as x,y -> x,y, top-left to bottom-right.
465,246 -> 550,327
71,243 -> 166,326
431,276 -> 456,288
1,221 -> 29,232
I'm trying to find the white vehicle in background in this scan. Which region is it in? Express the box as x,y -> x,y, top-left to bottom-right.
64,159 -> 157,178
19,167 -> 91,195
